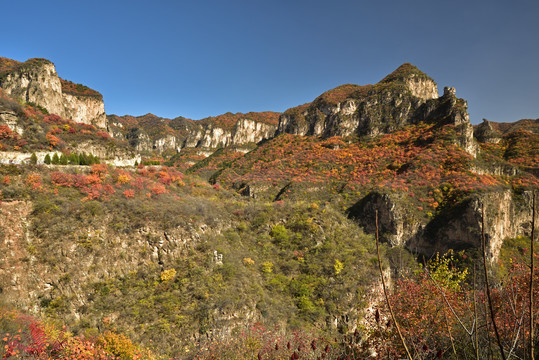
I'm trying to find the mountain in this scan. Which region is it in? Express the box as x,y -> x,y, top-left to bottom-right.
108,111 -> 280,156
0,58 -> 537,358
0,57 -> 107,128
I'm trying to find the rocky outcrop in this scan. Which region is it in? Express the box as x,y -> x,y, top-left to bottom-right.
0,58 -> 106,128
276,64 -> 478,157
348,192 -> 421,247
185,118 -> 277,149
62,92 -> 106,129
414,86 -> 479,156
474,119 -> 502,144
109,112 -> 279,156
0,109 -> 23,135
348,189 -> 534,261
277,63 -> 439,138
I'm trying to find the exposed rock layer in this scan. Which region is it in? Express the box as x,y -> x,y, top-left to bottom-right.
0,58 -> 107,128
108,112 -> 279,155
348,189 -> 534,260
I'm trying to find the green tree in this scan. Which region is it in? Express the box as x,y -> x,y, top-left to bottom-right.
30,152 -> 38,165
51,153 -> 60,165
79,153 -> 87,165
59,153 -> 68,165
68,152 -> 79,165
44,154 -> 51,164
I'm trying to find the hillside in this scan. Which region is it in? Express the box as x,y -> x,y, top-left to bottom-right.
0,57 -> 107,128
108,111 -> 280,157
0,59 -> 537,359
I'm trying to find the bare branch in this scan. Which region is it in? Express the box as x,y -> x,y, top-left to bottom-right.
481,204 -> 507,360
375,210 -> 413,360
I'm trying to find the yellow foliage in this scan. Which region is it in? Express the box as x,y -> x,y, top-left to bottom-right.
117,174 -> 132,184
261,261 -> 274,273
160,268 -> 177,282
97,331 -> 154,360
334,259 -> 344,275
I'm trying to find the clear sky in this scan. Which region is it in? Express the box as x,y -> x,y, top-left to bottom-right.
2,0 -> 538,124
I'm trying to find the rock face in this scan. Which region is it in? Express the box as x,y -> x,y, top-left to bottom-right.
474,119 -> 502,144
276,64 -> 478,156
277,63 -> 439,138
415,86 -> 478,156
0,58 -> 106,128
109,112 -> 279,155
0,200 -> 211,315
348,189 -> 534,261
62,92 -> 106,129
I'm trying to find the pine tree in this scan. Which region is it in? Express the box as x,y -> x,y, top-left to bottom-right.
44,154 -> 51,164
87,154 -> 95,165
30,152 -> 38,165
79,153 -> 88,165
134,160 -> 139,167
68,153 -> 79,165
59,153 -> 68,165
51,153 -> 60,165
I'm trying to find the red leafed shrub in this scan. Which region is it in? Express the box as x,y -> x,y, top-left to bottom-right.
24,173 -> 42,190
85,173 -> 103,184
123,189 -> 135,198
90,164 -> 108,181
46,132 -> 62,147
51,171 -> 74,187
0,125 -> 16,140
82,184 -> 103,200
72,174 -> 90,188
103,184 -> 115,195
133,177 -> 148,191
96,131 -> 111,139
43,114 -> 63,124
148,183 -> 167,196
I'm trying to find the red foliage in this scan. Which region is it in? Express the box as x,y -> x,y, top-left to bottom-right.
60,78 -> 102,98
51,171 -> 74,187
123,189 -> 135,198
0,125 -> 16,140
96,131 -> 111,139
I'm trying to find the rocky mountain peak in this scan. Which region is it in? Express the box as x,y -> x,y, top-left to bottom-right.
277,63 -> 455,139
0,57 -> 106,128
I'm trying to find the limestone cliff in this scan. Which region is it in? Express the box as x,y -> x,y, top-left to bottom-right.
277,63 -> 439,138
276,64 -> 478,156
0,57 -> 106,128
109,112 -> 279,155
348,189 -> 534,261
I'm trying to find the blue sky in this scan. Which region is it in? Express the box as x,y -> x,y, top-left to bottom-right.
2,0 -> 538,124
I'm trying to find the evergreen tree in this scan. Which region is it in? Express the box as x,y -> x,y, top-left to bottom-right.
87,154 -> 95,165
30,152 -> 38,165
59,153 -> 68,165
44,154 -> 51,165
134,160 -> 138,167
68,153 -> 79,165
51,153 -> 60,165
79,153 -> 87,166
